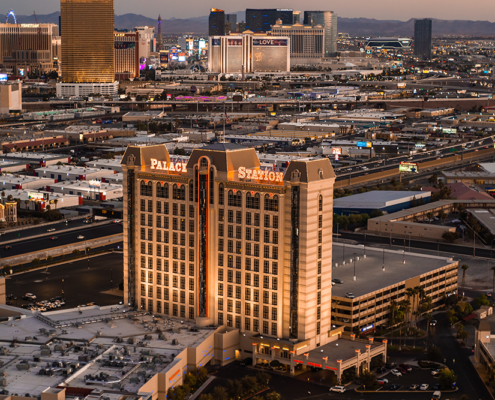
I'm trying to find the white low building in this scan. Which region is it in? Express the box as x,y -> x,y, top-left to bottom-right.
86,158 -> 123,173
0,175 -> 54,190
35,165 -> 113,181
0,189 -> 81,211
47,180 -> 123,201
56,82 -> 118,97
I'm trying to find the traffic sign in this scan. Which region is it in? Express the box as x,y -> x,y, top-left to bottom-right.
399,162 -> 418,173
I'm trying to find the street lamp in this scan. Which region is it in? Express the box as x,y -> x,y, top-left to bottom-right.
353,252 -> 357,281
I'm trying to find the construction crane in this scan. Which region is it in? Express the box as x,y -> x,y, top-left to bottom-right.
33,11 -> 41,50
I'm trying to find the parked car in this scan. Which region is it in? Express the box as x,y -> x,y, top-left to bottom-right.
391,369 -> 402,377
431,369 -> 441,376
433,383 -> 440,390
389,384 -> 399,390
399,364 -> 413,372
50,236 -> 58,240
432,391 -> 441,399
346,293 -> 355,299
420,383 -> 429,390
47,228 -> 56,232
77,235 -> 85,239
377,367 -> 387,374
397,367 -> 407,374
332,279 -> 343,284
329,386 -> 345,393
409,383 -> 419,390
4,245 -> 12,250
23,293 -> 36,300
377,378 -> 388,385
386,362 -> 396,369
6,294 -> 17,300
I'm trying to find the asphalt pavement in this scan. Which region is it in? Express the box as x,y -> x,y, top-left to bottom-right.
6,252 -> 124,308
0,222 -> 122,257
0,218 -> 91,241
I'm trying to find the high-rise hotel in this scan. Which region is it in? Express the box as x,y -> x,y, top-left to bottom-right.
122,143 -> 336,349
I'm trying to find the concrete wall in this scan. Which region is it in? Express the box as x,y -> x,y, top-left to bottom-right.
367,220 -> 456,240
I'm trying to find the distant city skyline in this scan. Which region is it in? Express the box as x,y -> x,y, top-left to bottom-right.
5,0 -> 495,22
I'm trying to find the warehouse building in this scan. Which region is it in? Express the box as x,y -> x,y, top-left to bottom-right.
333,190 -> 431,216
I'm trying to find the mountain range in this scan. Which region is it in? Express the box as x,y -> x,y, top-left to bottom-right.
4,11 -> 495,36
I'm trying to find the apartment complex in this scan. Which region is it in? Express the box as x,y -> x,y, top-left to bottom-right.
122,143 -> 335,349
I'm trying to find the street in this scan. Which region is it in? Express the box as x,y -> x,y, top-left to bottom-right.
0,222 -> 122,257
6,252 -> 124,308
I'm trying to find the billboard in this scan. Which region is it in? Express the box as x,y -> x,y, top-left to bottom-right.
443,128 -> 457,134
115,42 -> 135,50
160,54 -> 168,64
399,162 -> 418,173
0,73 -> 7,82
252,38 -> 288,46
331,148 -> 342,155
356,141 -> 372,148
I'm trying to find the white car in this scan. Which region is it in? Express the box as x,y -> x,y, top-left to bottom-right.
47,228 -> 56,232
391,369 -> 402,377
377,378 -> 389,384
420,384 -> 429,391
77,235 -> 85,240
329,386 -> 345,393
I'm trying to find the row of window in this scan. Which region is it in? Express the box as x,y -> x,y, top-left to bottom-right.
140,258 -> 194,275
218,300 -> 278,320
140,272 -> 195,289
219,210 -> 279,228
218,226 -> 279,243
218,283 -> 277,304
142,299 -> 194,320
219,314 -> 277,335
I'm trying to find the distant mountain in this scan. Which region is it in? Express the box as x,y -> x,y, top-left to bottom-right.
3,12 -> 495,36
338,17 -> 495,36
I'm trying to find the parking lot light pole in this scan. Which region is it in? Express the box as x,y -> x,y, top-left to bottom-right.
353,253 -> 357,281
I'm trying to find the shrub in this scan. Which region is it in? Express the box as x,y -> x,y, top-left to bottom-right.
427,346 -> 443,362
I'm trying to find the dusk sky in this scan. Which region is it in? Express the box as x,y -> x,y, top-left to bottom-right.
8,0 -> 495,21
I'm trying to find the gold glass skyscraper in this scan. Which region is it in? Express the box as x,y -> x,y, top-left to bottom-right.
61,0 -> 115,83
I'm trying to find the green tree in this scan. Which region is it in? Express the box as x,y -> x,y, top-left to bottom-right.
32,258 -> 41,265
359,371 -> 378,390
255,371 -> 270,387
197,395 -> 213,400
437,209 -> 446,223
476,294 -> 491,308
442,231 -> 460,243
426,212 -> 434,223
226,379 -> 242,400
240,376 -> 258,396
211,386 -> 228,400
427,346 -> 442,362
438,368 -> 457,389
428,173 -> 438,186
265,392 -> 281,400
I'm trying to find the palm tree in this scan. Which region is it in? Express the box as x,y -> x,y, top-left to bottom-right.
53,199 -> 58,209
389,300 -> 398,327
460,264 -> 469,296
425,312 -> 433,343
438,210 -> 446,223
426,212 -> 434,223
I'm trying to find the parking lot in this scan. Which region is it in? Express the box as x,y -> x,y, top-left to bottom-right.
377,364 -> 442,392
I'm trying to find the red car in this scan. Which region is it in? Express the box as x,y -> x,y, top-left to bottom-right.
399,364 -> 413,372
397,367 -> 407,374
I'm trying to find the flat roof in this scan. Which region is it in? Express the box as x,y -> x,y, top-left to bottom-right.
306,338 -> 381,364
0,304 -> 216,396
467,208 -> 495,236
331,243 -> 456,299
333,190 -> 430,209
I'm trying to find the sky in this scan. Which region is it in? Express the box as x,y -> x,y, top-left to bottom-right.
7,0 -> 495,22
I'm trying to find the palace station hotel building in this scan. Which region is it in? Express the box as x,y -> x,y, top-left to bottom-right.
121,143 -> 388,379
